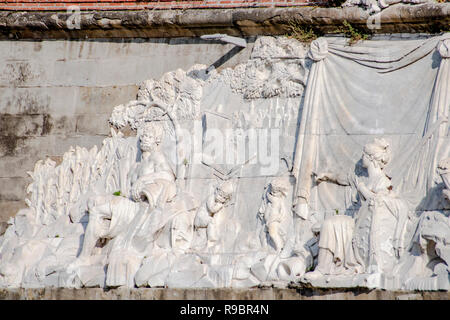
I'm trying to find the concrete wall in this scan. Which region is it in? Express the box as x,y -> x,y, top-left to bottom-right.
0,38 -> 255,223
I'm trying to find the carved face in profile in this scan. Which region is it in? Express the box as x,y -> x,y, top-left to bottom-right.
139,123 -> 163,153
269,178 -> 289,198
361,152 -> 372,169
214,181 -> 233,204
362,138 -> 391,170
269,178 -> 288,198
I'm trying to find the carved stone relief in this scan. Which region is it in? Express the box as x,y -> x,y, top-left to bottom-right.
0,35 -> 448,291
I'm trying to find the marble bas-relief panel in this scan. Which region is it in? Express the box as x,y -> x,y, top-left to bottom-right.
0,34 -> 448,291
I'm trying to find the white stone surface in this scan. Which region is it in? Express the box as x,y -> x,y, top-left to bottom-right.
0,35 -> 448,291
0,38 -> 255,223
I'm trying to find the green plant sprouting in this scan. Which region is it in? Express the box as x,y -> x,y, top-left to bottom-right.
341,20 -> 370,45
285,20 -> 320,43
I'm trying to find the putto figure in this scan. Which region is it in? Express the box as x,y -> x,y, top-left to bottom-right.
193,180 -> 234,250
259,177 -> 291,253
305,138 -> 409,280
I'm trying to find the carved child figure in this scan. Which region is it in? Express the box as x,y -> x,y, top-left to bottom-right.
193,180 -> 234,250
259,178 -> 290,253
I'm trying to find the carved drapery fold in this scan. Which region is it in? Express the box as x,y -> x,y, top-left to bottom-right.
292,38 -> 328,220
437,39 -> 450,59
293,34 -> 450,218
308,38 -> 328,62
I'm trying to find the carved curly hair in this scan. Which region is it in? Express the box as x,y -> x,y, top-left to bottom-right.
138,121 -> 164,141
270,177 -> 289,197
363,138 -> 391,169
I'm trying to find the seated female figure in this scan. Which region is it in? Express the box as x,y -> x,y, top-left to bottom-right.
305,138 -> 409,279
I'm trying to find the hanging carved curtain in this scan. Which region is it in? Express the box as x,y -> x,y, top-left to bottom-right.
292,35 -> 450,218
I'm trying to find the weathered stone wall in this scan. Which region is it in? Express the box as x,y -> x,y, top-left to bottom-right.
0,38 -> 255,223
1,0 -> 325,11
1,4 -> 449,40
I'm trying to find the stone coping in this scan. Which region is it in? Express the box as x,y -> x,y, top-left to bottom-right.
0,3 -> 449,39
0,287 -> 449,300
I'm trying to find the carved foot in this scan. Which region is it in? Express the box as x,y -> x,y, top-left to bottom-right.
302,269 -> 325,282
66,256 -> 92,275
364,272 -> 382,288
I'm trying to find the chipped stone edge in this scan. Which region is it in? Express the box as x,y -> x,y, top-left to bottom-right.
0,3 -> 449,39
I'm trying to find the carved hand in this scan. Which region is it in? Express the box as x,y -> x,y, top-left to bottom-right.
393,238 -> 403,258
313,171 -> 330,184
131,179 -> 145,201
348,173 -> 359,188
356,181 -> 375,202
315,171 -> 351,186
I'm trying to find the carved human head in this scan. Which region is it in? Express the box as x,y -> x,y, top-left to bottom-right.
362,138 -> 391,169
138,122 -> 164,153
215,180 -> 233,204
269,177 -> 289,197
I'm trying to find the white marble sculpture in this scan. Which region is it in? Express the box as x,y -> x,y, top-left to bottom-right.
193,180 -> 234,251
259,177 -> 291,253
0,35 -> 448,291
249,177 -> 314,284
76,122 -> 176,262
393,158 -> 450,291
303,138 -> 410,286
66,121 -> 182,287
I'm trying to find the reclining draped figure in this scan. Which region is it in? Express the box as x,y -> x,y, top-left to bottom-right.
68,121 -> 195,287
76,122 -> 177,261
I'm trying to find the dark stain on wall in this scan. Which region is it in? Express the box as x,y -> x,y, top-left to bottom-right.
0,135 -> 26,156
4,62 -> 34,86
0,113 -> 57,156
33,41 -> 43,52
4,90 -> 50,115
42,114 -> 53,135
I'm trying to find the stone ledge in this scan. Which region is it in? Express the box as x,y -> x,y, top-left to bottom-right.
0,3 -> 449,39
0,287 -> 449,300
